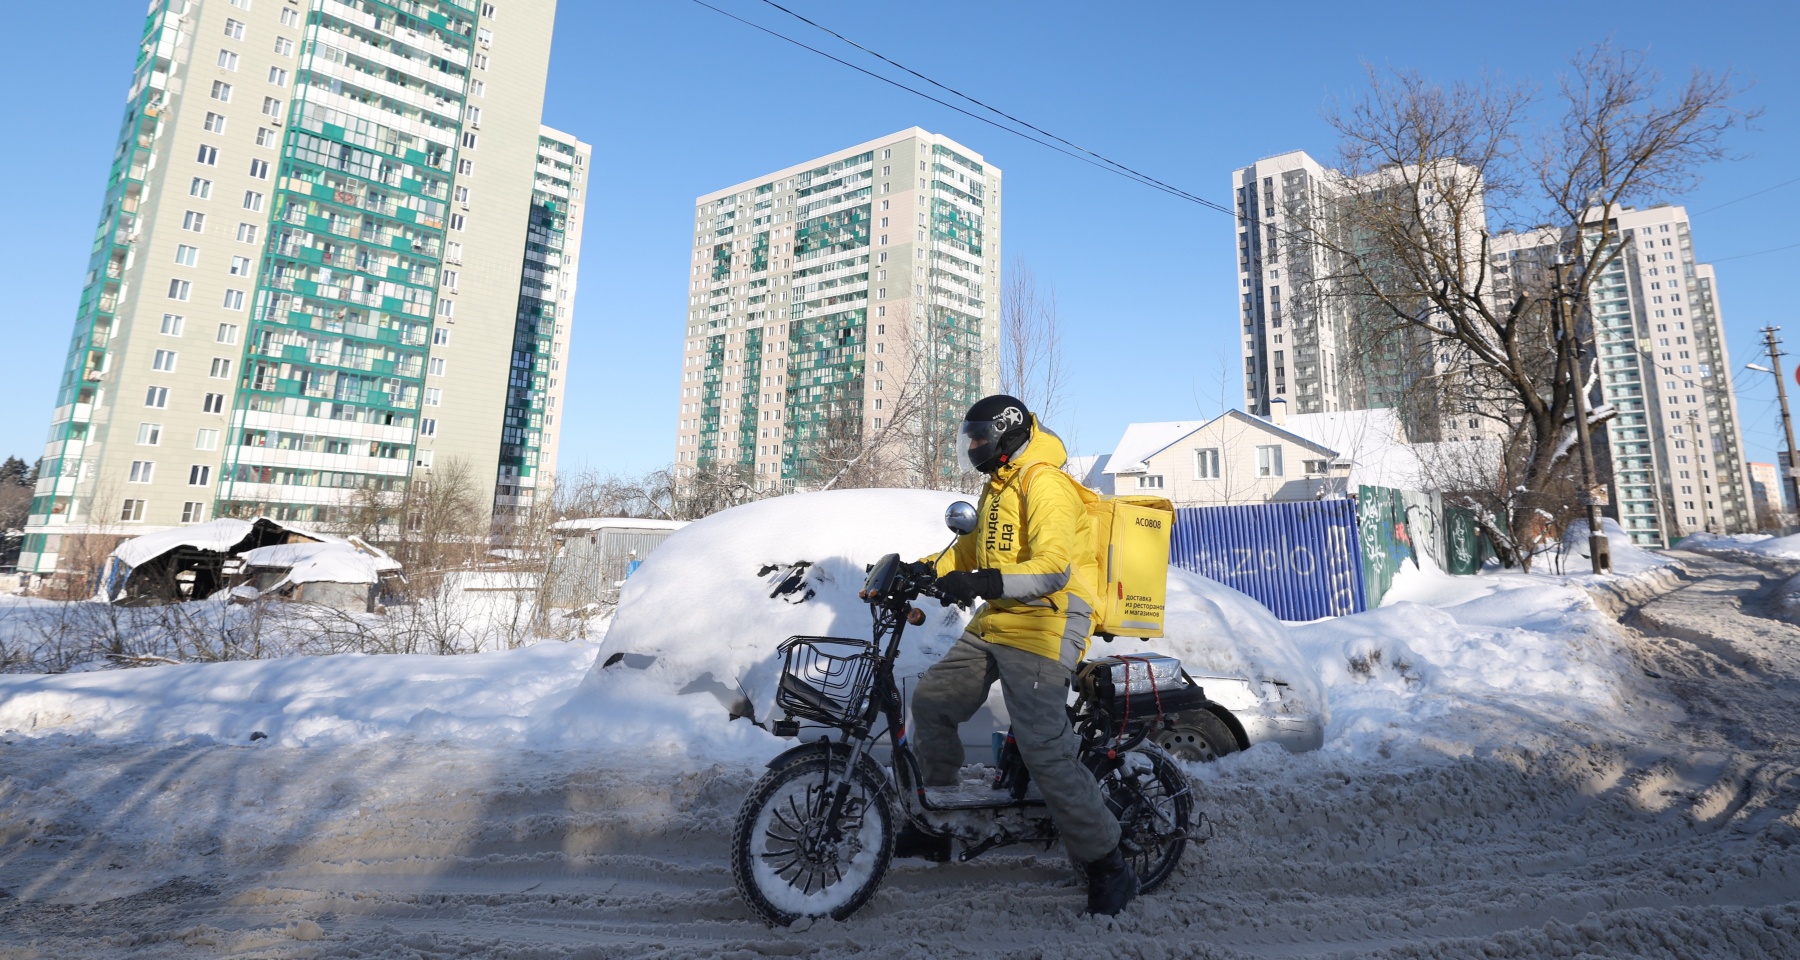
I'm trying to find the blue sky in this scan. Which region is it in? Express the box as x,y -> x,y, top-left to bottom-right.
2,0 -> 1796,479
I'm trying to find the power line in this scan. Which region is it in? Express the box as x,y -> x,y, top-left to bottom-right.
682,0 -> 1237,219
1710,240 -> 1800,264
1695,174 -> 1800,215
748,0 -> 1229,215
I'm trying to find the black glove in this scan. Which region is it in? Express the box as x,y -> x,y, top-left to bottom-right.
937,569 -> 1002,607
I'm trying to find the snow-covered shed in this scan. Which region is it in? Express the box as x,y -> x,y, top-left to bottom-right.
541,517 -> 688,610
101,518 -> 400,611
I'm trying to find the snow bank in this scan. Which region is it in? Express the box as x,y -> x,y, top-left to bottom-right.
1680,530 -> 1800,563
0,640 -> 598,746
1294,564 -> 1671,758
1561,517 -> 1681,575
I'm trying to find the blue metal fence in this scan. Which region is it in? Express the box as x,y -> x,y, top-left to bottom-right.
1170,500 -> 1368,621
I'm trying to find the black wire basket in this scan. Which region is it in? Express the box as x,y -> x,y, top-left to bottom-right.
775,635 -> 878,726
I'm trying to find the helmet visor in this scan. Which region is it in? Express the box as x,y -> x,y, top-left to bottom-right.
956,418 -> 1009,474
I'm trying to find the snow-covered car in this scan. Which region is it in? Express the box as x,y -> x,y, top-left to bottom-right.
585,489 -> 1324,762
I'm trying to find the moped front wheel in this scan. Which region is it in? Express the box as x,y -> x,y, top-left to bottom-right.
1100,744 -> 1192,893
731,754 -> 894,927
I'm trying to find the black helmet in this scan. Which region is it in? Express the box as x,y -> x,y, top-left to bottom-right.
958,395 -> 1032,474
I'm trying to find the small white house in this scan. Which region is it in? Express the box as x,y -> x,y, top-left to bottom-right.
1097,404 -> 1439,508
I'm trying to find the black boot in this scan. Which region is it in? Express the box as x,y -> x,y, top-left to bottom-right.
1085,845 -> 1139,916
893,822 -> 952,862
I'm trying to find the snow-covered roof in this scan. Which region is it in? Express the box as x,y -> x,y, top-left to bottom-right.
551,517 -> 689,533
1103,420 -> 1209,475
1065,454 -> 1114,494
239,537 -> 401,585
1103,411 -> 1337,476
111,518 -> 260,568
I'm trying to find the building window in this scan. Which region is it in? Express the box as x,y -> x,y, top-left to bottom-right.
182,210 -> 206,232
217,323 -> 240,344
1195,448 -> 1221,479
458,158 -> 474,175
1137,475 -> 1164,489
416,449 -> 434,469
152,349 -> 177,372
145,386 -> 169,408
262,96 -> 283,118
267,66 -> 288,86
217,49 -> 239,71
280,7 -> 298,25
462,132 -> 478,149
209,358 -> 232,379
425,388 -> 442,406
255,126 -> 277,147
449,214 -> 465,231
190,177 -> 212,198
473,53 -> 488,70
120,500 -> 146,523
273,36 -> 294,57
196,144 -> 219,166
432,327 -> 450,346
160,314 -> 184,336
188,465 -> 212,487
202,393 -> 226,414
1303,459 -> 1328,475
180,502 -> 206,524
429,357 -> 446,376
481,1 -> 496,15
438,297 -> 455,317
196,428 -> 220,451
1255,445 -> 1284,477
167,279 -> 191,301
420,418 -> 438,437
222,289 -> 245,310
174,244 -> 199,266
128,461 -> 154,483
137,423 -> 162,445
211,80 -> 232,102
248,158 -> 270,179
236,223 -> 259,243
204,111 -> 227,133
464,105 -> 481,126
230,254 -> 253,275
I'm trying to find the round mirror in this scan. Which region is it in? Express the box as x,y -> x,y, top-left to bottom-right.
944,501 -> 978,536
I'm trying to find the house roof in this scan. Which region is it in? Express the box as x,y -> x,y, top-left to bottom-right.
1103,410 -> 1337,475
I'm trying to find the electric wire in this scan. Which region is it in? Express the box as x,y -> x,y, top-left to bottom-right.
1695,174 -> 1800,215
682,0 -> 1239,220
1709,240 -> 1800,264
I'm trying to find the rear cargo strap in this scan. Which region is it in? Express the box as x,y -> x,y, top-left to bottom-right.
1114,654 -> 1167,737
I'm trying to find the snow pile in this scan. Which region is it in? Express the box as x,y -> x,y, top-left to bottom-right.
1679,530 -> 1800,563
0,640 -> 597,746
109,518 -> 263,568
239,538 -> 399,586
1559,517 -> 1682,575
1302,559 -> 1673,757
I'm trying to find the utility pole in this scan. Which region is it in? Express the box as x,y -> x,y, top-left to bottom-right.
1554,258 -> 1611,574
1762,326 -> 1800,527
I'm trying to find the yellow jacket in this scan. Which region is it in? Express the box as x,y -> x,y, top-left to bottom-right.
928,418 -> 1100,666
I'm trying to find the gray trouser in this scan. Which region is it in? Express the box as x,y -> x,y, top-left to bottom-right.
910,631 -> 1120,863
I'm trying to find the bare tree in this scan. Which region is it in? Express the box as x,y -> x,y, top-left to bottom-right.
1000,260 -> 1069,425
1302,44 -> 1750,567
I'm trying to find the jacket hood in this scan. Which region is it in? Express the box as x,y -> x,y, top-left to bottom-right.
995,415 -> 1068,480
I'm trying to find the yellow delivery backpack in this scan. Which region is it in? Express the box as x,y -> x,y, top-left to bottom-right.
1021,463 -> 1174,638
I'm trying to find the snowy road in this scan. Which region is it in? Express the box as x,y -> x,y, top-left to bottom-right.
4,554 -> 1800,958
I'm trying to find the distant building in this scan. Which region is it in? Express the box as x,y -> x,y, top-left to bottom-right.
22,0 -> 586,580
1747,461 -> 1784,530
1491,205 -> 1752,545
675,128 -> 1001,491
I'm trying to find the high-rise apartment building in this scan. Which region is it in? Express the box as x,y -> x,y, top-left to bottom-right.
675,129 -> 1000,489
21,0 -> 585,577
1491,205 -> 1753,545
1747,461 -> 1783,530
1232,150 -> 1489,440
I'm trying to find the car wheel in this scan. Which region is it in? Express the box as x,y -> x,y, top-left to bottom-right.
1153,710 -> 1239,763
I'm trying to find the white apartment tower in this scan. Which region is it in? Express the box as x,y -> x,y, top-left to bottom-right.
1491,206 -> 1753,545
1232,150 -> 1490,441
21,0 -> 584,577
675,128 -> 1001,489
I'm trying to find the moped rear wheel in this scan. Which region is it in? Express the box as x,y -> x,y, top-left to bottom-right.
731,754 -> 894,927
1100,744 -> 1192,893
